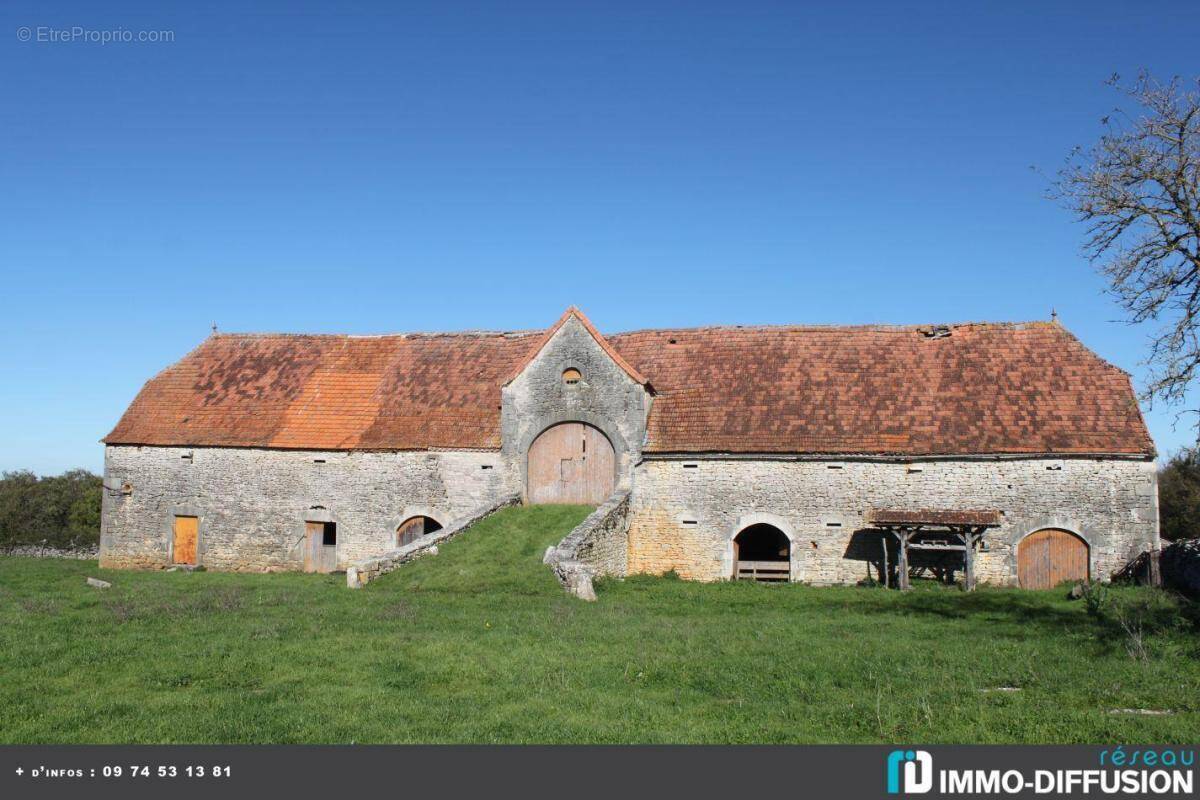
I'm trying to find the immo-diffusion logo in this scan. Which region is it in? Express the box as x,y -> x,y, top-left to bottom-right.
884,747 -> 1195,795
887,750 -> 933,794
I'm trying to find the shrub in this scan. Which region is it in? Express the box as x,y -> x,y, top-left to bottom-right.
0,469 -> 102,551
1079,581 -> 1110,617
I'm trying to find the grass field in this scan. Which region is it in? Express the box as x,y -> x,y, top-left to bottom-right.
1,504 -> 1198,744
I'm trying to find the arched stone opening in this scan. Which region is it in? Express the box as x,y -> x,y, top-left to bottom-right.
733,523 -> 791,582
397,515 -> 443,548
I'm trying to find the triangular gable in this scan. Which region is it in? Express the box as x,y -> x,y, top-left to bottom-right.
504,306 -> 650,388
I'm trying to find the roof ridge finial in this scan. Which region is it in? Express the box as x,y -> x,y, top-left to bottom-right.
1050,308 -> 1059,324
211,321 -> 218,335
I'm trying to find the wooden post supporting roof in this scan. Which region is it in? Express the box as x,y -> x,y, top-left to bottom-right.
893,529 -> 911,591
880,534 -> 890,588
867,510 -> 1001,592
959,529 -> 978,592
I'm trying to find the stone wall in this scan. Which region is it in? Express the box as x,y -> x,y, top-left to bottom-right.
347,493 -> 519,588
100,445 -> 516,571
1,545 -> 99,560
546,489 -> 631,577
501,315 -> 649,493
627,456 -> 1159,585
542,489 -> 632,601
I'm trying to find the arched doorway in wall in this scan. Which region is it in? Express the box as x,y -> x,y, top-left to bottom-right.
733,523 -> 791,582
1017,528 -> 1089,589
397,516 -> 443,548
527,422 -> 615,504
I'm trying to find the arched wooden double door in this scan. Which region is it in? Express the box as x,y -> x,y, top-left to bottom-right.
527,422 -> 615,504
1018,528 -> 1089,589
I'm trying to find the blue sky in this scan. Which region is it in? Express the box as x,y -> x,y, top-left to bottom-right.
2,1 -> 1198,474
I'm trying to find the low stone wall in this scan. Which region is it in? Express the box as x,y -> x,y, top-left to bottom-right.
544,489 -> 631,600
346,494 -> 519,588
1,545 -> 99,560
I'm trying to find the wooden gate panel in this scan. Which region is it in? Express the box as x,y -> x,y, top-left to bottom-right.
319,542 -> 338,573
173,516 -> 198,565
527,422 -> 615,504
1018,529 -> 1088,589
581,425 -> 615,504
304,521 -> 324,573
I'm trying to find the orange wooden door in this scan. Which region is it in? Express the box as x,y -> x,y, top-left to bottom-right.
527,422 -> 615,504
172,516 -> 198,564
1018,529 -> 1089,589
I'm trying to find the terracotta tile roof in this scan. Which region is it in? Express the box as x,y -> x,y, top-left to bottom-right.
105,333 -> 540,451
609,321 -> 1152,456
105,316 -> 1154,457
867,509 -> 1002,527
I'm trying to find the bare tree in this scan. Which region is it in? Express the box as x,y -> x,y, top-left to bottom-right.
1052,72 -> 1200,426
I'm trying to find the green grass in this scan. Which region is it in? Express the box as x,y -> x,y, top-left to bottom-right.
1,504 -> 1198,743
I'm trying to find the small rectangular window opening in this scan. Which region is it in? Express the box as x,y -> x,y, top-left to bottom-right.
481,464 -> 493,470
827,463 -> 844,470
681,519 -> 698,526
826,521 -> 842,528
313,458 -> 326,464
322,522 -> 337,546
682,462 -> 699,469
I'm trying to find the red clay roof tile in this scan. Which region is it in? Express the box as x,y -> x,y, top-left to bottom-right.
608,322 -> 1153,457
104,317 -> 1155,457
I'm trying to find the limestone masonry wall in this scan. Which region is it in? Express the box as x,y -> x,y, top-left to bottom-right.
547,489 -> 631,577
626,457 -> 1159,585
542,489 -> 632,601
100,445 -> 515,571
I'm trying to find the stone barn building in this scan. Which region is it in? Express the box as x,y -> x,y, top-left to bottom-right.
100,307 -> 1158,590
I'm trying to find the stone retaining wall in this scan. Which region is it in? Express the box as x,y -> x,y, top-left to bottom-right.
347,494 -> 519,588
544,489 -> 632,599
546,490 -> 631,576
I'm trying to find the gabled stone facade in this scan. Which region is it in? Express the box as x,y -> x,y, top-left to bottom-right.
500,313 -> 649,495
